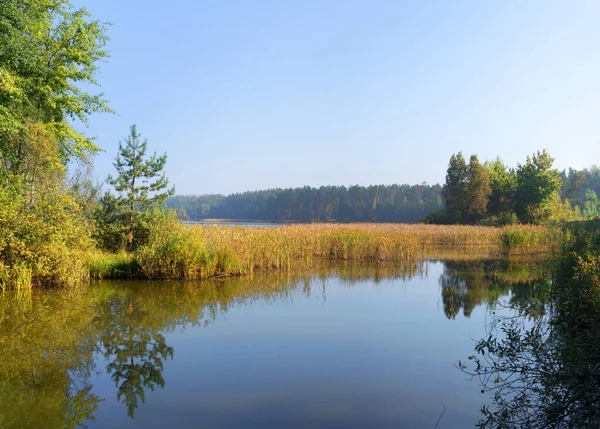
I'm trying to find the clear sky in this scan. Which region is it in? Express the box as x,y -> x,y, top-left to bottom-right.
76,0 -> 600,195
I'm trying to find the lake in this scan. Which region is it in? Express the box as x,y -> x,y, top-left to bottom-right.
0,258 -> 548,428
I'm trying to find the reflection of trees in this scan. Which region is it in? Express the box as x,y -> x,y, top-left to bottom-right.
0,290 -> 101,429
94,297 -> 174,418
0,261 -> 433,426
461,250 -> 600,427
0,258 -> 554,426
439,259 -> 549,320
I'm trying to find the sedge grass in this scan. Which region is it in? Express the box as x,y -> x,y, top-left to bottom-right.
114,220 -> 557,280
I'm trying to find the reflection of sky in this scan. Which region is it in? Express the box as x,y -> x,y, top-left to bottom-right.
87,262 -> 501,428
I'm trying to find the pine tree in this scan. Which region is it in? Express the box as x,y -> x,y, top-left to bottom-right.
103,125 -> 174,250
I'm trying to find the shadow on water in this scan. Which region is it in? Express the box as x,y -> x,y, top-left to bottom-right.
0,257 -> 555,428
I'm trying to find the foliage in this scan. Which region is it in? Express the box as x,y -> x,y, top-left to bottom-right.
484,157 -> 516,216
466,155 -> 492,223
582,189 -> 600,219
0,0 -> 111,173
0,0 -> 110,289
560,166 -> 600,210
545,193 -> 581,223
97,125 -> 174,251
442,152 -> 469,223
461,221 -> 600,428
515,150 -> 562,224
442,153 -> 492,224
478,211 -> 519,227
420,209 -> 448,224
441,150 -> 576,226
0,178 -> 94,289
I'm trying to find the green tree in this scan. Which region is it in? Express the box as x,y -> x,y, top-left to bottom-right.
442,152 -> 468,223
0,0 -> 111,177
515,150 -> 562,224
102,125 -> 174,251
0,0 -> 111,288
582,189 -> 600,219
465,155 -> 491,223
484,157 -> 517,217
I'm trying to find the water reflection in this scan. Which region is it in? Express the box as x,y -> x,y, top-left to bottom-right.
461,254 -> 600,427
439,259 -> 550,320
0,259 -> 548,428
0,290 -> 100,428
94,296 -> 174,418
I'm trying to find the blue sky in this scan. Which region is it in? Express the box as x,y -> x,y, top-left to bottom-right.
76,0 -> 600,195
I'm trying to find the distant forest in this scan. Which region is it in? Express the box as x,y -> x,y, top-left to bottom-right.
561,166 -> 600,211
166,163 -> 600,224
166,184 -> 443,223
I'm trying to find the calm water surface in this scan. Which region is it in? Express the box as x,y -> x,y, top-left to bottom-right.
0,259 -> 548,428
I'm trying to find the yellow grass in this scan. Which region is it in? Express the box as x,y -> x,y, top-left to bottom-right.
129,221 -> 557,280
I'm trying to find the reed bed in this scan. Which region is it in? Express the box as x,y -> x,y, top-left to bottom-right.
87,251 -> 139,280
94,221 -> 556,280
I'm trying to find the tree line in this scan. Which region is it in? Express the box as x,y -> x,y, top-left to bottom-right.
430,150 -> 600,225
166,183 -> 443,223
167,155 -> 600,225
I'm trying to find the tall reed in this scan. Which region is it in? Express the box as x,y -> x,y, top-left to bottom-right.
116,215 -> 557,280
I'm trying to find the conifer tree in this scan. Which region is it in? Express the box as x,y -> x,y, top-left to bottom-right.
99,125 -> 174,250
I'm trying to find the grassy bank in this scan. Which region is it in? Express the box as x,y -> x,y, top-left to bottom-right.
86,219 -> 557,281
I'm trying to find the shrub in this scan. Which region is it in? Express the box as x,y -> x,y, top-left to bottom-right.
0,180 -> 94,289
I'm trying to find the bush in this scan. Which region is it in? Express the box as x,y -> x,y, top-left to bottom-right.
0,180 -> 94,289
479,211 -> 519,227
421,210 -> 448,224
134,210 -> 243,279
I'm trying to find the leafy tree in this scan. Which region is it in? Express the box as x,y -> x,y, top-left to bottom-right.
515,150 -> 562,224
0,0 -> 111,177
99,125 -> 174,251
0,1 -> 111,287
465,155 -> 491,223
582,189 -> 600,219
442,152 -> 469,223
484,157 -> 516,216
545,194 -> 581,223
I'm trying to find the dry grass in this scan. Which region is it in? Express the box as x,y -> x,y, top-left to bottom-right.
124,220 -> 557,280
